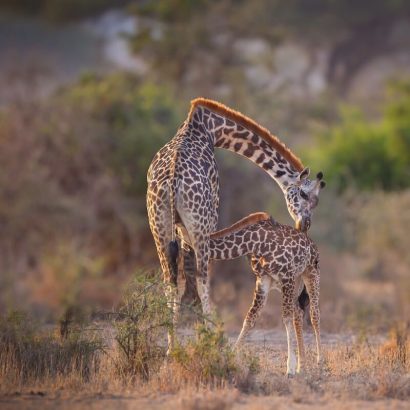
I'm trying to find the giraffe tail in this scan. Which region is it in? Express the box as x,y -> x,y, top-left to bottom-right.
298,285 -> 310,314
168,240 -> 179,284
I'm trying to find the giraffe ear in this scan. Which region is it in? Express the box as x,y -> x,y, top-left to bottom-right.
299,167 -> 310,180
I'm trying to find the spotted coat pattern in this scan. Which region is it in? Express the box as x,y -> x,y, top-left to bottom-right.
146,99 -> 324,352
209,213 -> 321,375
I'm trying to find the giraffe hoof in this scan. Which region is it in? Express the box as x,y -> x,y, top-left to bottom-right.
286,372 -> 295,379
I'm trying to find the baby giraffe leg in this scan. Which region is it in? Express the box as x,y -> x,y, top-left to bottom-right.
235,276 -> 271,348
294,304 -> 305,374
304,271 -> 321,365
282,282 -> 297,376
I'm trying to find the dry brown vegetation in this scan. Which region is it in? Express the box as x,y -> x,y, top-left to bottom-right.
0,273 -> 409,409
0,324 -> 409,409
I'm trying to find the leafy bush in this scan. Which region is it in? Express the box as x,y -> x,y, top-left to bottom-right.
113,271 -> 259,388
170,323 -> 259,389
309,80 -> 410,191
114,272 -> 173,381
171,323 -> 237,384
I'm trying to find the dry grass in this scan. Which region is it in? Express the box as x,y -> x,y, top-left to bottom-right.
1,317 -> 409,409
1,274 -> 409,409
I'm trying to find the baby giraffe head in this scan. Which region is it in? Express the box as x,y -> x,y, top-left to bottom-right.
285,167 -> 326,232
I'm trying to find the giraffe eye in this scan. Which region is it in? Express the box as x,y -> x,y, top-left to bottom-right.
300,190 -> 309,200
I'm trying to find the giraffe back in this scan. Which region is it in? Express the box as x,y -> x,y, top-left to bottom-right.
209,215 -> 319,278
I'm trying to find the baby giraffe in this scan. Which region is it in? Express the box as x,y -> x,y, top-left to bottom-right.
209,212 -> 321,376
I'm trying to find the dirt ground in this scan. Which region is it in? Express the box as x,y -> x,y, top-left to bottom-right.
1,328 -> 409,410
1,393 -> 408,410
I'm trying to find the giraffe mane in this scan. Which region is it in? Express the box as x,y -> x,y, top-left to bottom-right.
210,212 -> 271,239
189,98 -> 304,172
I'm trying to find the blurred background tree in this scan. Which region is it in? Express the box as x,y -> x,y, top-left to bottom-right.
0,74 -> 181,314
308,80 -> 410,191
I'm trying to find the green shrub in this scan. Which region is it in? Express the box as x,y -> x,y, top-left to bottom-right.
171,322 -> 259,389
171,323 -> 237,384
114,272 -> 173,381
113,271 -> 259,387
309,80 -> 410,191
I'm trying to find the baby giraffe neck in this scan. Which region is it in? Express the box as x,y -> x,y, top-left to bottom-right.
209,233 -> 250,260
209,212 -> 270,260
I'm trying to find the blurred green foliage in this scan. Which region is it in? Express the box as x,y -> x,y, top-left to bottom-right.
309,80 -> 410,191
62,73 -> 182,196
0,74 -> 182,313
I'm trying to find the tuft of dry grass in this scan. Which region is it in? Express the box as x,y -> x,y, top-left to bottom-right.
0,311 -> 103,392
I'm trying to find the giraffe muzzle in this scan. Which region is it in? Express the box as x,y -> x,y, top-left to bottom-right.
296,216 -> 311,232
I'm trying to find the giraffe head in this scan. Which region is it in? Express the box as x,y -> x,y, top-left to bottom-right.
285,168 -> 326,232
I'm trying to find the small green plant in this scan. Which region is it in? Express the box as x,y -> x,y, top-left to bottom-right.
114,271 -> 173,381
171,321 -> 259,388
171,322 -> 236,384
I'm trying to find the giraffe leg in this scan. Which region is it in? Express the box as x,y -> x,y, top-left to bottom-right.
235,275 -> 271,348
195,254 -> 212,319
303,270 -> 321,365
282,282 -> 297,376
155,246 -> 180,355
294,303 -> 305,374
146,193 -> 180,355
175,188 -> 217,323
180,245 -> 201,307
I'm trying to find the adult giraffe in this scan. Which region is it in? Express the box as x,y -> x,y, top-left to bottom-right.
146,98 -> 324,352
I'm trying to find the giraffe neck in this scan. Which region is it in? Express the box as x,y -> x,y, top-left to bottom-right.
188,100 -> 304,191
209,213 -> 271,260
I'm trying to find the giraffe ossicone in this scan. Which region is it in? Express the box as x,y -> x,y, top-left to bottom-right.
209,212 -> 321,376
